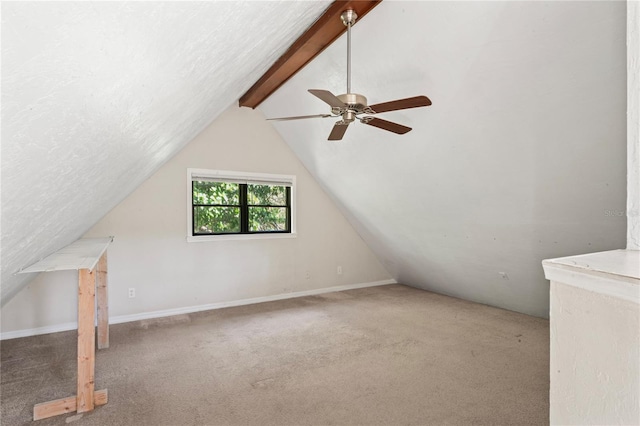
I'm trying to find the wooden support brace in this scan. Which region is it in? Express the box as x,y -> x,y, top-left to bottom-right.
238,0 -> 381,108
28,240 -> 113,421
33,389 -> 108,421
96,252 -> 109,349
77,268 -> 96,413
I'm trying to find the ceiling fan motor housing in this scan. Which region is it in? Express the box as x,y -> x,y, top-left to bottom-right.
334,93 -> 370,117
266,8 -> 431,140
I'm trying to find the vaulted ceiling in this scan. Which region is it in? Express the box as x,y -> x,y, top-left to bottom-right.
260,0 -> 627,317
1,1 -> 628,318
1,1 -> 330,303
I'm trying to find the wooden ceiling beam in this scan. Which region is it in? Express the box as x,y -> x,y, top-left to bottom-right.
238,0 -> 381,109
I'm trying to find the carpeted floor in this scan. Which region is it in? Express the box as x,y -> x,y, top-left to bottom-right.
1,284 -> 549,425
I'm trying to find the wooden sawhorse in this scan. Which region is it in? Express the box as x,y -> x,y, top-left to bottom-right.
19,237 -> 113,421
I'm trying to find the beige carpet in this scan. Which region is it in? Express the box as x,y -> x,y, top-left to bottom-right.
1,284 -> 549,425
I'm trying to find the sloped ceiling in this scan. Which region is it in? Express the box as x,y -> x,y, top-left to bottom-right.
1,1 -> 628,318
1,1 -> 331,304
261,1 -> 628,317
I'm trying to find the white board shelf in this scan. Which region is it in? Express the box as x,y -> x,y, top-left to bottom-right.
18,237 -> 114,274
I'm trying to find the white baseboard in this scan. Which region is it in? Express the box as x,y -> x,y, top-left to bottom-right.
0,321 -> 80,341
0,279 -> 396,340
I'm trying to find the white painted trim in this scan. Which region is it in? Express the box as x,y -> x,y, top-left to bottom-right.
186,168 -> 297,240
187,232 -> 297,243
542,262 -> 640,305
0,279 -> 397,340
0,321 -> 81,342
628,0 -> 640,250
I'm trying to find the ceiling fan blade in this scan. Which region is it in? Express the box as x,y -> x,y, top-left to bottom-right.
328,122 -> 350,141
267,114 -> 332,121
361,117 -> 412,135
308,89 -> 345,109
369,96 -> 432,114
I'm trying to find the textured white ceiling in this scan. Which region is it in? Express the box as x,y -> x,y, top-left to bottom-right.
1,1 -> 330,304
261,1 -> 628,317
1,1 -> 628,318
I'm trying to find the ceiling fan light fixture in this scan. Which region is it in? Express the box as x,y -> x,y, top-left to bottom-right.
266,9 -> 432,141
341,110 -> 357,123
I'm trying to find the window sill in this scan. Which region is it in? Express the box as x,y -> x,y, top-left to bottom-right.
187,233 -> 297,243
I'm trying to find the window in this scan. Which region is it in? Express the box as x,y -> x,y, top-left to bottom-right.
187,169 -> 296,241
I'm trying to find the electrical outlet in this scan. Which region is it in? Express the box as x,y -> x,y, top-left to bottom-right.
305,271 -> 311,280
337,266 -> 343,275
128,288 -> 136,298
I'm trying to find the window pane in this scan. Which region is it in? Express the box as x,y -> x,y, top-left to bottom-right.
194,206 -> 240,234
193,181 -> 239,205
249,207 -> 288,232
247,184 -> 287,206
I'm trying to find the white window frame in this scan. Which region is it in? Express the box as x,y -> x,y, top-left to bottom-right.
187,168 -> 297,242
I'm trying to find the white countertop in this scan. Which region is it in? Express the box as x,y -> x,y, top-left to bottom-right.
18,237 -> 114,273
543,249 -> 640,304
543,249 -> 640,281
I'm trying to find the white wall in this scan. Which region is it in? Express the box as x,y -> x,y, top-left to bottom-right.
1,106 -> 391,335
261,1 -> 628,318
0,1 -> 331,305
544,250 -> 640,426
629,0 -> 640,250
550,281 -> 639,424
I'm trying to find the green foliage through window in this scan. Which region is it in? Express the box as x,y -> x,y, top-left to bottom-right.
192,180 -> 290,235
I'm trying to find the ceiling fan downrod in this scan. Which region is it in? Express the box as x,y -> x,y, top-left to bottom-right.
265,8 -> 432,141
341,10 -> 357,95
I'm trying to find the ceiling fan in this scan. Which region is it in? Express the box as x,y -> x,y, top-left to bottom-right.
267,9 -> 432,141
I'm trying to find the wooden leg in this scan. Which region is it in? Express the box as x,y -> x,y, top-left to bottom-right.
33,267 -> 109,421
77,268 -> 96,413
33,389 -> 108,421
96,252 -> 109,349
